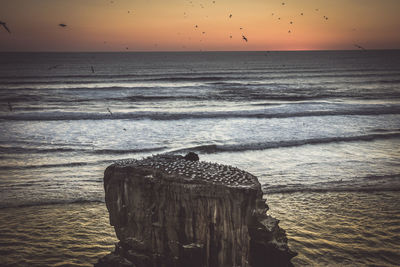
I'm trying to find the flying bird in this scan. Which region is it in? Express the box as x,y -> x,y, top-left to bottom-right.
91,66 -> 95,73
107,108 -> 113,116
229,14 -> 232,18
354,44 -> 366,50
300,13 -> 304,16
242,35 -> 248,42
0,21 -> 11,33
48,64 -> 61,70
59,23 -> 67,27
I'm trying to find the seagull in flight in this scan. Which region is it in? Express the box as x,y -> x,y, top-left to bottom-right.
354,44 -> 366,50
0,21 -> 11,33
59,23 -> 67,27
242,35 -> 248,42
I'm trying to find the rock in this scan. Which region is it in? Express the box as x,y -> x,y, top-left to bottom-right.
183,152 -> 199,161
96,154 -> 296,267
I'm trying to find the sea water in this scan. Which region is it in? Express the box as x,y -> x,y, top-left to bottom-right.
0,51 -> 399,266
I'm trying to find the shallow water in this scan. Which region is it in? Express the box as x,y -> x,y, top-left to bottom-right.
0,203 -> 116,267
267,192 -> 400,266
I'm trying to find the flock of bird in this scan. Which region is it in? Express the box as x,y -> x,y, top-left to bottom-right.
0,1 -> 366,50
114,154 -> 258,187
185,1 -> 364,49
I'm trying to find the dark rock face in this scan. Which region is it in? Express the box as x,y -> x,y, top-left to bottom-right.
183,152 -> 199,161
96,154 -> 296,267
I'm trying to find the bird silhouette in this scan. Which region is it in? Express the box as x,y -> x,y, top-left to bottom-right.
48,64 -> 61,70
0,21 -> 11,33
59,23 -> 67,27
107,108 -> 113,116
354,44 -> 366,50
91,66 -> 95,73
229,14 -> 232,18
242,35 -> 248,42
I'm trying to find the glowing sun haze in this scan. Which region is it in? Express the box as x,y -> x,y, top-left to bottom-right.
0,0 -> 399,51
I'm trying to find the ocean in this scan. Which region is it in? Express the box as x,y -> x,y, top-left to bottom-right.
0,51 -> 399,266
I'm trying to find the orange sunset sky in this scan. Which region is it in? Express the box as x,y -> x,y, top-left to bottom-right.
0,0 -> 399,51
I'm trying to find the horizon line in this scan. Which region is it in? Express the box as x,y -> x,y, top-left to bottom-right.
1,48 -> 399,53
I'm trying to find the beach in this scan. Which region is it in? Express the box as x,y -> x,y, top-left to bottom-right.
0,51 -> 399,266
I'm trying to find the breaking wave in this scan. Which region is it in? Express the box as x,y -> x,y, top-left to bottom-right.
1,106 -> 400,121
171,132 -> 400,154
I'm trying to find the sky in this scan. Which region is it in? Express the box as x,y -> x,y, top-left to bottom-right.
0,0 -> 399,51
